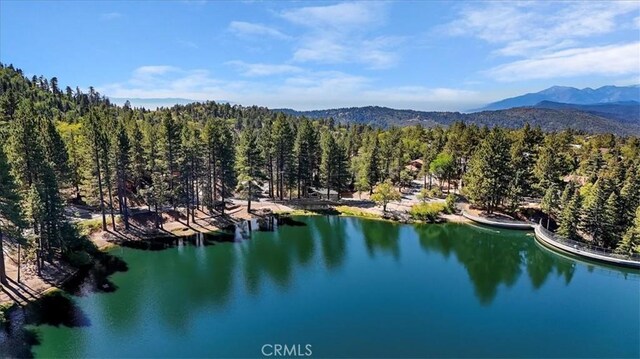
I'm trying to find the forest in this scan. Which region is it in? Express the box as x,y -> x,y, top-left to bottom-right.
0,62 -> 639,285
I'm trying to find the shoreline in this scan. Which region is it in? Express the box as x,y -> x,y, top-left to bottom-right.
0,203 -> 468,308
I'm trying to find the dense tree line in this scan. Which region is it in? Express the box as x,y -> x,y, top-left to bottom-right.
1,63 -> 639,284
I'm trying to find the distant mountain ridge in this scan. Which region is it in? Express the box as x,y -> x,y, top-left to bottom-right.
276,105 -> 640,135
477,85 -> 640,111
533,100 -> 639,124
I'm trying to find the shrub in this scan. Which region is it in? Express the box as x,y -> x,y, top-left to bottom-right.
335,206 -> 381,219
76,218 -> 104,236
409,202 -> 447,222
427,187 -> 443,198
445,193 -> 457,213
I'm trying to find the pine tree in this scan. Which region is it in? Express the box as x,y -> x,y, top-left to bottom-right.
581,179 -> 609,246
273,114 -> 294,200
258,119 -> 275,199
114,121 -> 131,229
534,134 -> 568,192
463,128 -> 511,213
82,110 -> 107,230
616,206 -> 640,256
216,123 -> 236,214
541,184 -> 559,229
40,118 -> 70,186
0,147 -> 24,285
557,188 -> 581,241
294,119 -> 314,198
366,134 -> 381,194
236,128 -> 264,212
160,112 -> 182,208
602,192 -> 623,248
320,132 -> 349,199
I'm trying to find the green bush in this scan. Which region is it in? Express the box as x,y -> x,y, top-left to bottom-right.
445,193 -> 457,213
427,188 -> 443,198
76,218 -> 104,236
409,202 -> 447,222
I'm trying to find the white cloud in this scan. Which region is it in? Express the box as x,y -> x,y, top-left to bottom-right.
444,2 -> 640,57
228,21 -> 290,40
226,61 -> 303,77
277,2 -> 401,69
487,42 -> 640,82
280,2 -> 385,30
99,65 -> 488,111
101,12 -> 123,20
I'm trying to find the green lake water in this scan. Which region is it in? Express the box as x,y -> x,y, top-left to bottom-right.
8,216 -> 640,357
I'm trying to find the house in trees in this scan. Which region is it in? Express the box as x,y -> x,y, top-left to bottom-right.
405,159 -> 424,174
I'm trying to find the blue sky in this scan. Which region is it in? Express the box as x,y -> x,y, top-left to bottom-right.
1,1 -> 639,110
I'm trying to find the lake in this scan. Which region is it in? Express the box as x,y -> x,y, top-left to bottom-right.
6,216 -> 640,358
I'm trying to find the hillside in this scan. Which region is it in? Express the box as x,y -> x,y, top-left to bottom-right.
533,101 -> 639,124
276,106 -> 640,135
477,85 -> 640,111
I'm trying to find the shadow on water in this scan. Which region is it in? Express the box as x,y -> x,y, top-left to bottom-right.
0,291 -> 91,358
0,247 -> 129,357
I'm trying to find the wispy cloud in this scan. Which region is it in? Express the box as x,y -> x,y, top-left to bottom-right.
228,21 -> 290,40
487,42 -> 640,82
442,1 -> 640,81
280,2 -> 385,30
226,61 -> 302,77
101,12 -> 123,20
279,2 -> 402,69
444,2 -> 639,57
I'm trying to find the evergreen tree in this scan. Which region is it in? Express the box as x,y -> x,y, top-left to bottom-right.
216,123 -> 236,214
557,188 -> 581,241
581,179 -> 609,246
82,111 -> 107,230
602,191 -> 623,247
236,128 -> 264,212
616,206 -> 640,256
273,114 -> 294,200
463,128 -> 511,213
294,119 -> 314,198
0,147 -> 24,285
258,119 -> 275,198
114,121 -> 131,229
534,134 -> 569,192
366,134 -> 381,194
160,112 -> 182,208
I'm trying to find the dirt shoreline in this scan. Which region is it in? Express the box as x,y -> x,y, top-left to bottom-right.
1,200 -> 469,308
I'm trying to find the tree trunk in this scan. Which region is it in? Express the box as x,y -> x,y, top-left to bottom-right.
155,203 -> 160,228
123,172 -> 129,230
297,160 -> 301,199
212,153 -> 217,203
0,231 -> 7,286
106,182 -> 116,231
268,155 -> 274,199
17,243 -> 20,283
93,145 -> 106,231
247,181 -> 252,213
220,171 -> 226,216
